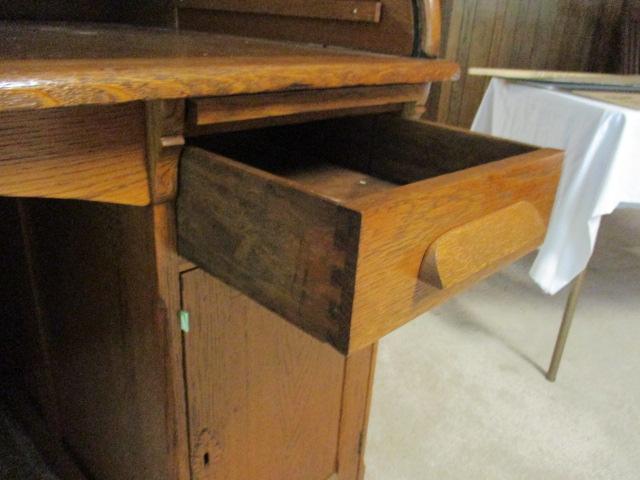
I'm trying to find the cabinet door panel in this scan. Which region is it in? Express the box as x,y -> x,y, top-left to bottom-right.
181,269 -> 345,480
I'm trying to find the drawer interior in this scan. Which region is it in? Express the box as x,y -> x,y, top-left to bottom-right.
189,113 -> 536,203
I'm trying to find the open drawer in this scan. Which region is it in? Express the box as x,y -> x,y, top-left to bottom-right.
177,114 -> 562,354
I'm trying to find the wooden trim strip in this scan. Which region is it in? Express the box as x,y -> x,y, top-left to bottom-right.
152,203 -> 192,480
188,85 -> 425,128
335,343 -> 378,479
178,0 -> 382,23
468,68 -> 640,90
420,0 -> 442,57
186,104 -> 405,136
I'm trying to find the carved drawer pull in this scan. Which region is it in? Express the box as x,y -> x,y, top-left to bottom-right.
419,201 -> 545,289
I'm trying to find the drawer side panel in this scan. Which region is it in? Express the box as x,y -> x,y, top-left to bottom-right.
177,146 -> 360,352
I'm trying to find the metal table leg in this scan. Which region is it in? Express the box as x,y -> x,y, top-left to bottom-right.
546,268 -> 588,382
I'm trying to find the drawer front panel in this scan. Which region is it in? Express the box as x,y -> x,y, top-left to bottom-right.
348,148 -> 561,351
177,114 -> 562,354
186,85 -> 424,135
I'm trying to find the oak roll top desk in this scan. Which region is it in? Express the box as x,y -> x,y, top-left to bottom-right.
0,2 -> 562,479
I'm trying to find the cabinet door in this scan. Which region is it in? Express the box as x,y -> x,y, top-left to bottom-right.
181,269 -> 346,480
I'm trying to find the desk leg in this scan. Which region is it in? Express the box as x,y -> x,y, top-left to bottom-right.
546,268 -> 588,382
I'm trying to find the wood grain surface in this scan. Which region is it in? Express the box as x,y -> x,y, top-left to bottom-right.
177,146 -> 361,352
179,0 -> 417,56
0,102 -> 150,204
348,151 -> 562,351
287,164 -> 396,203
25,200 -> 184,480
179,0 -> 383,23
181,269 -> 345,480
621,0 -> 640,74
336,343 -> 378,479
145,99 -> 186,203
152,203 -> 191,480
0,0 -> 177,27
424,0 -> 443,57
0,198 -> 79,478
0,22 -> 459,112
187,103 -> 405,136
419,201 -> 545,289
177,115 -> 562,353
187,84 -> 424,129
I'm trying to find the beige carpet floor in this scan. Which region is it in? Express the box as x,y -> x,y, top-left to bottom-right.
366,208 -> 640,480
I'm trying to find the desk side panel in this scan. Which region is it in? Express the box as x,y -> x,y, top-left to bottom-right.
0,103 -> 150,205
25,199 -> 179,480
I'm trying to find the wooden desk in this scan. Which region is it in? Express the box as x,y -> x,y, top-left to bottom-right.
0,18 -> 560,480
0,23 -> 458,112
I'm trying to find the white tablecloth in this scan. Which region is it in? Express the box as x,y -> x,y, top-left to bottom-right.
472,79 -> 640,294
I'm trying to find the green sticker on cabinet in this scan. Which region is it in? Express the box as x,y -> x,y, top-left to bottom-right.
180,310 -> 190,333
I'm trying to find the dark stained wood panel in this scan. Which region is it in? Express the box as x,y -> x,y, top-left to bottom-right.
0,22 -> 459,112
622,0 -> 640,73
180,0 -> 382,23
177,146 -> 361,351
177,0 -> 417,56
0,199 -> 30,385
429,0 -> 625,126
26,200 -> 182,480
0,0 -> 176,26
151,203 -> 191,480
0,1 -> 123,23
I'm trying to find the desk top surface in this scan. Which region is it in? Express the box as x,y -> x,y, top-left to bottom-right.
0,22 -> 459,112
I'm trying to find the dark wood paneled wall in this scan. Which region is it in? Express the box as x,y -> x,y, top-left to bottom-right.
621,0 -> 640,73
429,0 -> 625,127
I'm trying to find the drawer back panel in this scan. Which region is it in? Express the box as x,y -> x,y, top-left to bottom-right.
189,113 -> 536,185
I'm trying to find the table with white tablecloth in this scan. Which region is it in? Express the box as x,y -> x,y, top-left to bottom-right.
471,78 -> 640,380
472,78 -> 640,295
